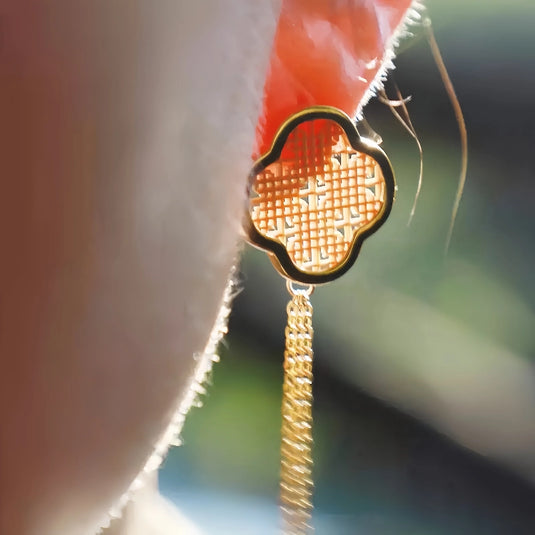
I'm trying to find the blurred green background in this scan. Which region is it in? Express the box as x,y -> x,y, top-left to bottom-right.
160,1 -> 535,533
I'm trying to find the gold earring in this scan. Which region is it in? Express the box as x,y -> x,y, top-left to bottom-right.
244,105 -> 395,534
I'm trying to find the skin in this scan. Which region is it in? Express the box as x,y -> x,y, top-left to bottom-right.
0,2 -> 278,533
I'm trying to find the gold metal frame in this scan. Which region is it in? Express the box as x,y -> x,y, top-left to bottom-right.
244,106 -> 395,285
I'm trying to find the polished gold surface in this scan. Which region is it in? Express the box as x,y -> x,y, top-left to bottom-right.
246,108 -> 394,532
248,111 -> 390,284
280,285 -> 314,534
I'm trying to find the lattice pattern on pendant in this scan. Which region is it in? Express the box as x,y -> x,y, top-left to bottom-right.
250,119 -> 386,274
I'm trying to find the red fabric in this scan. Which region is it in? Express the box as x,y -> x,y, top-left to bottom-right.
254,0 -> 414,159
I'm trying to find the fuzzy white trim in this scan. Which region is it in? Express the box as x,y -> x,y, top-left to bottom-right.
356,1 -> 425,118
103,272 -> 238,531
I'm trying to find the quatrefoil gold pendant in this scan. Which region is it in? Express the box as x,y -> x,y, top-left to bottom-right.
244,106 -> 395,285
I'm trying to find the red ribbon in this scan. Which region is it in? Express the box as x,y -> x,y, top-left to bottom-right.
254,0 -> 414,159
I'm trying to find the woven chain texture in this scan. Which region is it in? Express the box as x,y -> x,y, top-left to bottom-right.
280,289 -> 314,534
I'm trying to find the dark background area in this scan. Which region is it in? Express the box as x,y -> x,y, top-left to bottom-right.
160,2 -> 535,533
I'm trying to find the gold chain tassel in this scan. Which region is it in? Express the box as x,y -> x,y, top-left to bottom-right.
280,284 -> 315,534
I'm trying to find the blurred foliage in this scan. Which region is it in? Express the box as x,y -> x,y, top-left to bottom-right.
168,337 -> 281,495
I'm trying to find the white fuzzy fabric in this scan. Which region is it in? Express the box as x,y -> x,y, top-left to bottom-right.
0,1 -> 279,534
88,1 -> 283,532
356,0 -> 424,118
